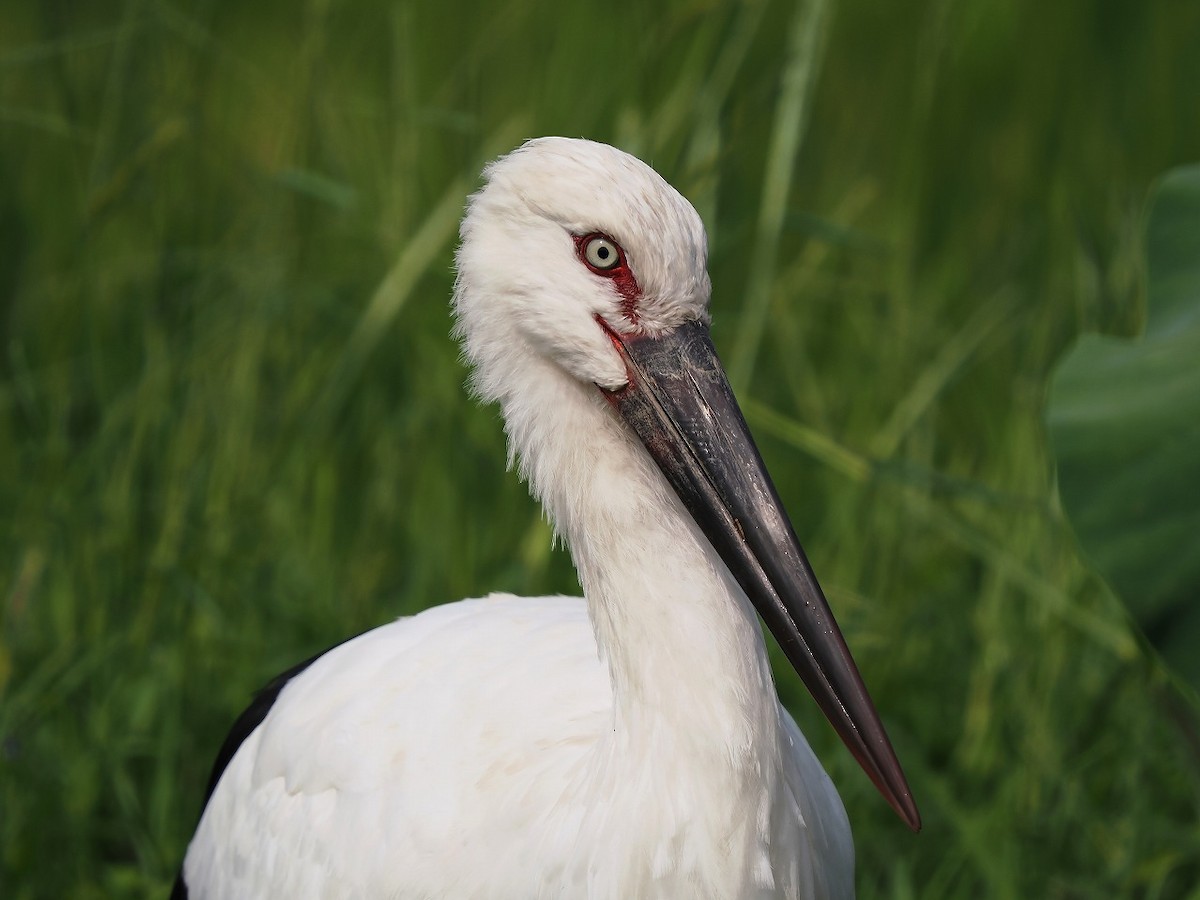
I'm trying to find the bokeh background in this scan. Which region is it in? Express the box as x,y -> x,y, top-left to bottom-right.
3,0 -> 1199,896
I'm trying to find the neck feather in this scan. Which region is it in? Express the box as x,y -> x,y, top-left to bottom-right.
496,354 -> 781,752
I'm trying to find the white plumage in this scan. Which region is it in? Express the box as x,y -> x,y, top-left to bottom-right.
178,137 -> 916,900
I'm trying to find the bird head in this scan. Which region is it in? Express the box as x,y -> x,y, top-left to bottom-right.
454,137 -> 711,395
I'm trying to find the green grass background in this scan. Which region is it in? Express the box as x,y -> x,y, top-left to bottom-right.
3,0 -> 1199,896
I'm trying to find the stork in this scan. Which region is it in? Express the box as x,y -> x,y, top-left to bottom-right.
173,137 -> 919,900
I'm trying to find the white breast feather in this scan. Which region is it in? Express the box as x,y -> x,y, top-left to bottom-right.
183,595 -> 852,899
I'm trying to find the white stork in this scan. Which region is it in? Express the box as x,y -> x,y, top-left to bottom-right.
173,137 -> 919,900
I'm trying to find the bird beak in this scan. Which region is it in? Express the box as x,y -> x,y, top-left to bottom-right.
597,318 -> 921,832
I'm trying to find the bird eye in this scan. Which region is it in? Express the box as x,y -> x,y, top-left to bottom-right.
583,236 -> 621,272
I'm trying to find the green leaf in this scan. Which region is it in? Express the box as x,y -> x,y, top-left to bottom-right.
1047,165 -> 1200,686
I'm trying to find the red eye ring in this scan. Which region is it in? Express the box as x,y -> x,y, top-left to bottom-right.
575,233 -> 626,275
573,231 -> 642,326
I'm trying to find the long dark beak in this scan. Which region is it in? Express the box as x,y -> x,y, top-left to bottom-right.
597,318 -> 920,831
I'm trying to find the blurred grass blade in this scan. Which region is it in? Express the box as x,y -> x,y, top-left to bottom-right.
307,117 -> 529,433
680,0 -> 768,226
272,168 -> 358,210
88,116 -> 189,219
744,397 -> 872,482
872,290 -> 1020,458
902,491 -> 1137,659
729,0 -> 832,390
